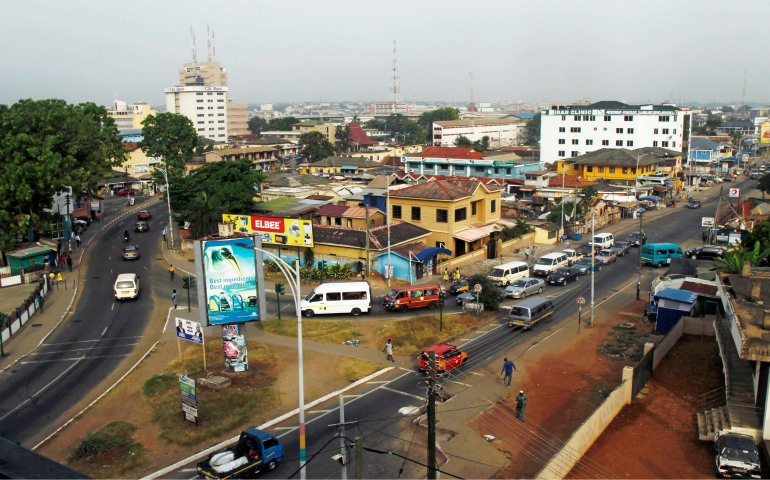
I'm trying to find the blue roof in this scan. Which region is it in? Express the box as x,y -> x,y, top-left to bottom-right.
740,149 -> 753,153
415,247 -> 452,261
341,166 -> 358,170
654,287 -> 699,304
243,428 -> 273,440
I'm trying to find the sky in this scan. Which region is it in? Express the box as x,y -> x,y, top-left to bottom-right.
2,0 -> 769,108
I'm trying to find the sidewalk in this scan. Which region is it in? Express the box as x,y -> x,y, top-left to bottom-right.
0,196 -> 160,373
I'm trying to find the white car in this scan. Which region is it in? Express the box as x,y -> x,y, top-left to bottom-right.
114,273 -> 140,300
595,249 -> 617,264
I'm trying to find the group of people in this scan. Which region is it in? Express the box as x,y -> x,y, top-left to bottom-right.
443,268 -> 464,284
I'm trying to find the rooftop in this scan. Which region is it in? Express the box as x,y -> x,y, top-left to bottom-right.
564,148 -> 673,166
433,118 -> 525,128
409,147 -> 486,160
389,179 -> 500,201
546,175 -> 596,188
315,204 -> 383,218
309,156 -> 383,168
313,221 -> 430,250
720,269 -> 770,361
348,122 -> 375,146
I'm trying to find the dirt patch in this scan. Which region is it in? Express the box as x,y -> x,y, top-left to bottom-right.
599,322 -> 665,362
377,312 -> 498,355
66,421 -> 147,479
335,357 -> 382,383
566,335 -> 724,479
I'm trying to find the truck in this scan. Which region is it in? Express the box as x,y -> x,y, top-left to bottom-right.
197,429 -> 283,479
562,249 -> 583,266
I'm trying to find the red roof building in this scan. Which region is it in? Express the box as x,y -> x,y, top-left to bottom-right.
547,175 -> 596,188
348,122 -> 375,148
413,147 -> 487,160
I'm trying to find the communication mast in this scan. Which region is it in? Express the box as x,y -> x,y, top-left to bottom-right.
206,25 -> 213,62
390,40 -> 400,113
468,72 -> 477,112
741,69 -> 747,108
190,26 -> 197,63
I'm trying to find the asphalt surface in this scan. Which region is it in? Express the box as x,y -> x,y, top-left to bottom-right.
0,200 -> 169,445
162,179 -> 751,480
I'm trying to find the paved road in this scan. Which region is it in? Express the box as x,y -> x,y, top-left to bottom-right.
162,178 -> 750,479
0,201 -> 169,445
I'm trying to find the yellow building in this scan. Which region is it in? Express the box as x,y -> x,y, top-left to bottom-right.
339,145 -> 423,162
388,179 -> 513,258
106,101 -> 156,130
556,147 -> 679,183
121,143 -> 161,178
314,204 -> 386,229
305,156 -> 383,174
292,121 -> 338,143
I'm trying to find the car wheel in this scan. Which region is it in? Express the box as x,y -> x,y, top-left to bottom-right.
267,460 -> 278,471
521,291 -> 526,298
351,308 -> 361,316
656,262 -> 662,268
303,309 -> 314,318
399,305 -> 408,313
427,301 -> 437,310
538,287 -> 543,294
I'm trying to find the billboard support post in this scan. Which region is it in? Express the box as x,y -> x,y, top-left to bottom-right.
177,337 -> 182,366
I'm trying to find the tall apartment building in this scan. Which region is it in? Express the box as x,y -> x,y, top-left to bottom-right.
164,86 -> 229,141
540,101 -> 691,164
106,100 -> 156,131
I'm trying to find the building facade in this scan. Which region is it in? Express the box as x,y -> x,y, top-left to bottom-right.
292,121 -> 339,143
556,147 -> 679,183
432,118 -> 526,147
370,102 -> 409,115
164,86 -> 229,141
179,61 -> 228,87
540,101 -> 691,164
227,102 -> 249,138
106,101 -> 156,131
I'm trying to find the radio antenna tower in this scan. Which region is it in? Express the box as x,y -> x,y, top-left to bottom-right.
390,40 -> 400,113
741,68 -> 747,107
212,29 -> 216,60
190,26 -> 197,63
468,72 -> 477,112
206,25 -> 212,62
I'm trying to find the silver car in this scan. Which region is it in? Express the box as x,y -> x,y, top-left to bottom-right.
609,241 -> 631,257
595,249 -> 617,264
505,277 -> 545,299
456,291 -> 478,305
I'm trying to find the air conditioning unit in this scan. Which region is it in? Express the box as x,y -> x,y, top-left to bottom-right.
488,170 -> 493,174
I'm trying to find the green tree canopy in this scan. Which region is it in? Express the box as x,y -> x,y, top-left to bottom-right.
454,135 -> 490,152
524,113 -> 541,147
711,241 -> 770,273
247,116 -> 267,136
364,114 -> 425,144
546,201 -> 586,223
140,112 -> 199,176
264,116 -> 299,131
579,184 -> 599,202
335,125 -> 352,153
466,273 -> 504,311
500,219 -> 534,241
759,174 -> 770,199
0,99 -> 127,250
418,107 -> 460,140
298,131 -> 335,161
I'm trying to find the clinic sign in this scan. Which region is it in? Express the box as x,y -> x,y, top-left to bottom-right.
547,109 -> 681,116
222,214 -> 314,247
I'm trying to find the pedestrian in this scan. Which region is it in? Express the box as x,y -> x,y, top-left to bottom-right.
702,231 -> 707,244
169,264 -> 175,281
443,270 -> 449,284
524,247 -> 531,262
383,339 -> 395,362
37,293 -> 45,312
60,255 -> 66,272
500,357 -> 516,387
172,289 -> 178,309
75,234 -> 81,247
56,272 -> 63,284
516,390 -> 527,422
48,272 -> 55,288
163,227 -> 167,242
66,255 -> 73,272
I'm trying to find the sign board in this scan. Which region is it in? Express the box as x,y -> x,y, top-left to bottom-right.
222,214 -> 314,247
182,402 -> 198,417
473,284 -> 483,293
761,122 -> 770,144
716,234 -> 729,243
175,318 -> 204,345
729,188 -> 740,198
222,325 -> 249,373
701,217 -> 715,228
179,374 -> 198,423
201,237 -> 262,325
576,297 -> 586,305
729,232 -> 742,245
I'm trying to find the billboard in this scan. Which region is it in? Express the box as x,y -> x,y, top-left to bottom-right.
222,325 -> 248,372
198,237 -> 266,325
761,122 -> 770,144
175,318 -> 204,344
221,214 -> 314,247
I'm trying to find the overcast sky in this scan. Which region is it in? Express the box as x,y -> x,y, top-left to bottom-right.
2,0 -> 768,108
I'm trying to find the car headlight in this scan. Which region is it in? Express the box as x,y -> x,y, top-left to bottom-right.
558,278 -> 564,281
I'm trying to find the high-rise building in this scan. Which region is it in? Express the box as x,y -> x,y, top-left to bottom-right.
179,62 -> 228,87
106,100 -> 156,131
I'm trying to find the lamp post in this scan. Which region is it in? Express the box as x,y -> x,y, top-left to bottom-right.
156,166 -> 174,250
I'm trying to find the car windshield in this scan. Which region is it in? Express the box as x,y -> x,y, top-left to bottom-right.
124,247 -> 136,253
536,258 -> 553,265
385,289 -> 398,298
116,281 -> 134,289
576,258 -> 591,265
629,233 -> 640,239
597,251 -> 608,256
553,269 -> 570,275
510,280 -> 527,287
489,268 -> 505,278
305,290 -> 319,301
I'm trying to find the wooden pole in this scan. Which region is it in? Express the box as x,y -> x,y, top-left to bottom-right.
177,337 -> 182,366
202,341 -> 207,371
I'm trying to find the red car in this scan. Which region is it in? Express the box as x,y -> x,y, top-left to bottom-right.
418,344 -> 468,372
137,210 -> 152,220
116,188 -> 137,196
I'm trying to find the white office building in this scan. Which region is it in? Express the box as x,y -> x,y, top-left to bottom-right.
432,118 -> 526,147
164,86 -> 229,141
540,101 -> 691,164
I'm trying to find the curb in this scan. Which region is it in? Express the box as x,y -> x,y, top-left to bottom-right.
142,366 -> 396,480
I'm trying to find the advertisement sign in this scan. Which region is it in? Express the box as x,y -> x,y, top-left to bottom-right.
202,237 -> 260,325
716,234 -> 729,243
701,217 -> 715,227
179,374 -> 198,423
729,188 -> 740,198
729,232 -> 743,245
221,214 -> 314,247
222,325 -> 248,373
761,122 -> 770,144
175,318 -> 204,344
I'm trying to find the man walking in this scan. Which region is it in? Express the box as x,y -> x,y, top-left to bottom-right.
500,357 -> 516,387
172,289 -> 178,309
75,234 -> 81,247
702,231 -> 707,244
383,339 -> 395,363
516,390 -> 528,422
66,255 -> 73,272
37,293 -> 45,313
524,247 -> 531,262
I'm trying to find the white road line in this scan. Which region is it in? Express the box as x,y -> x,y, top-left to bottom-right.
22,354 -> 130,364
366,381 -> 389,384
102,327 -> 108,336
343,394 -> 363,398
0,358 -> 84,423
399,367 -> 413,372
180,469 -> 197,472
109,256 -> 111,260
271,427 -> 298,431
459,339 -> 472,342
31,344 -> 140,355
379,386 -> 425,401
111,269 -> 113,273
43,336 -> 144,346
111,303 -> 114,311
143,266 -> 149,270
307,409 -> 334,414
451,381 -> 471,387
470,372 -> 484,376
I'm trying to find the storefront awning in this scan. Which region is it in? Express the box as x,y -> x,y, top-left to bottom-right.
414,247 -> 452,262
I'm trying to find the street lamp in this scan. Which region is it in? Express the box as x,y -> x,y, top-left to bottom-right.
156,166 -> 175,250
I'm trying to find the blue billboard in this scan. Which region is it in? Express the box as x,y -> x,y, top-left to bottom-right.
202,237 -> 261,324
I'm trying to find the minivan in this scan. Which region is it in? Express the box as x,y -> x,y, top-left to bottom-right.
588,233 -> 614,249
383,283 -> 442,313
114,273 -> 139,300
301,281 -> 372,317
640,243 -> 683,267
532,253 -> 569,277
509,298 -> 555,329
487,261 -> 529,286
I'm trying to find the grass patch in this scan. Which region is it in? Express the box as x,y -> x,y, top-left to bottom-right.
141,339 -> 283,447
377,313 -> 494,355
261,319 -> 362,344
599,324 -> 665,361
67,421 -> 147,479
336,357 -> 382,383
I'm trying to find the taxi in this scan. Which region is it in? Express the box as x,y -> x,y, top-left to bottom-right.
418,343 -> 467,373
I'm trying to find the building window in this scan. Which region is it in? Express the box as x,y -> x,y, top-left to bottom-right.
218,113 -> 225,116
559,139 -> 566,144
571,151 -> 579,157
197,121 -> 204,124
627,141 -> 633,146
475,166 -> 484,172
631,167 -> 636,174
217,99 -> 224,102
558,151 -> 566,157
207,92 -> 213,95
598,166 -> 604,173
586,115 -> 596,121
197,99 -> 203,103
506,168 -> 511,175
439,164 -> 448,170
570,127 -> 581,133
672,141 -> 676,147
586,166 -> 593,172
662,141 -> 669,147
616,140 -> 623,146
411,206 -> 421,221
609,167 -> 615,173
197,114 -> 204,117
208,114 -> 214,117
627,128 -> 634,134
673,129 -> 677,134
198,128 -> 205,131
494,168 -> 499,174
197,107 -> 204,110
616,128 -> 623,134
392,205 -> 402,219
659,116 -> 670,122
604,115 -> 611,121
217,92 -> 224,95
624,115 -> 633,121
653,141 -> 658,147
662,128 -> 669,134
491,200 -> 496,213
218,127 -> 225,130
196,92 -> 203,95
562,115 -> 566,120
586,139 -> 593,145
654,128 -> 659,134
602,140 -> 609,146
572,139 -> 579,145
623,167 -> 628,174
436,209 -> 448,223
471,202 -> 477,216
455,207 -> 467,222
574,115 -> 581,121
217,106 -> 224,109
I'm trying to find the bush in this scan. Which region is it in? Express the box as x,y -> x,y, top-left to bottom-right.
69,422 -> 139,461
467,274 -> 504,311
142,374 -> 177,397
303,247 -> 315,267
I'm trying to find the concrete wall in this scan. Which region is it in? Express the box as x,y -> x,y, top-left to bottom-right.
653,317 -> 684,370
536,366 -> 633,479
683,316 -> 716,337
1,277 -> 47,343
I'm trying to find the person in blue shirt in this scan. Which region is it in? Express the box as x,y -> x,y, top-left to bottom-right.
500,357 -> 516,387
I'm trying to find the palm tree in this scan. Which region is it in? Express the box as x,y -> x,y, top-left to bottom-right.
711,241 -> 770,273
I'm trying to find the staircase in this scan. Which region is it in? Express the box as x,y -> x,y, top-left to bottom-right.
697,406 -> 731,440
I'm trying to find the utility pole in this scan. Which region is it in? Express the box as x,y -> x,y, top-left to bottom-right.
712,186 -> 723,244
365,204 -> 371,277
590,213 -> 595,326
339,395 -> 347,480
427,350 -> 437,480
637,210 -> 644,300
355,436 -> 363,479
66,193 -> 72,253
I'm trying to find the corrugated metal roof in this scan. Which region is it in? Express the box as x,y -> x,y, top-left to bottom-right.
389,179 -> 478,200
413,147 -> 487,160
654,287 -> 699,304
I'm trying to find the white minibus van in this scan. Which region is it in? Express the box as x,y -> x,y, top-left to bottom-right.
487,261 -> 529,286
300,281 -> 372,317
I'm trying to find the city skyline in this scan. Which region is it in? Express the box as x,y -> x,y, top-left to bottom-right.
2,0 -> 769,108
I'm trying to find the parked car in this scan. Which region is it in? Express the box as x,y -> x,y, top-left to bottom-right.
722,175 -> 733,182
122,245 -> 140,260
714,430 -> 762,479
641,242 -> 684,267
504,277 -> 545,299
137,210 -> 152,220
449,280 -> 470,294
573,257 -> 602,274
595,249 -> 618,264
688,200 -> 702,209
685,245 -> 726,260
197,429 -> 283,479
115,188 -> 137,196
419,344 -> 467,372
546,267 -> 580,285
627,231 -> 647,247
134,221 -> 149,232
609,241 -> 631,257
456,291 -> 478,305
562,248 -> 583,266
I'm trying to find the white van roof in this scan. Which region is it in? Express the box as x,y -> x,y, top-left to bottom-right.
539,252 -> 566,259
116,273 -> 137,281
494,261 -> 528,270
593,233 -> 613,238
313,281 -> 371,292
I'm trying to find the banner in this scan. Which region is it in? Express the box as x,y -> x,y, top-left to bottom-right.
222,325 -> 249,372
761,122 -> 770,144
222,214 -> 314,247
202,237 -> 260,325
175,318 -> 204,344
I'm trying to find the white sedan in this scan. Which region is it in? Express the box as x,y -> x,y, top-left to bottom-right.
595,249 -> 618,264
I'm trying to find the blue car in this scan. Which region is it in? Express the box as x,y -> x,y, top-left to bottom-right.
688,200 -> 701,209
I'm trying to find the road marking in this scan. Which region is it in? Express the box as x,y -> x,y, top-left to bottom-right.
379,386 -> 425,401
459,339 -> 472,341
143,266 -> 149,270
102,327 -> 108,336
343,394 -> 363,398
111,269 -> 113,273
366,381 -> 389,384
307,409 -> 334,414
111,304 -> 114,311
0,358 -> 84,423
180,469 -> 197,472
109,256 -> 111,260
271,427 -> 298,431
43,336 -> 144,346
22,354 -> 130,364
399,367 -> 413,372
470,372 -> 483,376
451,381 -> 471,387
31,344 -> 140,355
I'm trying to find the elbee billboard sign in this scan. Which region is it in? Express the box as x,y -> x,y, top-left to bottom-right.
222,214 -> 314,247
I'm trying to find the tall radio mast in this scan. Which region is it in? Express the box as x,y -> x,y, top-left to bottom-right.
190,26 -> 197,63
390,40 -> 400,113
206,25 -> 212,62
468,72 -> 477,112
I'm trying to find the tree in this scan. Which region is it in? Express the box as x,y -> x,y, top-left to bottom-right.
351,115 -> 360,124
454,135 -> 490,152
524,112 -> 541,147
697,115 -> 723,135
248,116 -> 267,136
140,112 -> 199,176
579,184 -> 599,202
418,107 -> 460,142
722,106 -> 735,113
264,116 -> 299,131
466,274 -> 504,311
711,241 -> 770,273
546,201 -> 586,223
364,114 -> 425,144
759,174 -> 770,199
303,247 -> 315,267
335,125 -> 352,153
0,99 -> 127,251
500,219 -> 534,241
298,131 -> 335,161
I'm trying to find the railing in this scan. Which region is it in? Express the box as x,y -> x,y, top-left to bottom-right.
729,404 -> 765,430
700,385 -> 727,410
714,307 -> 735,392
